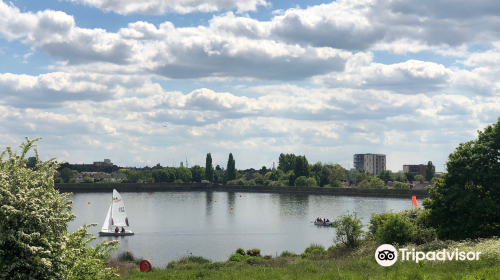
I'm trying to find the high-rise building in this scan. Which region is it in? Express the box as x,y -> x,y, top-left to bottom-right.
180,162 -> 184,167
353,153 -> 386,175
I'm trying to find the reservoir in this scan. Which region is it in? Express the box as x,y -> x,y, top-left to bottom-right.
68,191 -> 422,267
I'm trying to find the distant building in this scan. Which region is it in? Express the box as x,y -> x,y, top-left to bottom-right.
180,162 -> 184,167
353,153 -> 386,175
403,164 -> 435,176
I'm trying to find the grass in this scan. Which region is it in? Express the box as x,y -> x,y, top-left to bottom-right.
120,239 -> 500,279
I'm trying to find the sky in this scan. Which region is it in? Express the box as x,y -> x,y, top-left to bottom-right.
1,0 -> 500,172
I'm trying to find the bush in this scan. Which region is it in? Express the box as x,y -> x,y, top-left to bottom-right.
0,138 -> 118,280
280,251 -> 298,257
414,175 -> 424,182
201,180 -> 210,183
246,248 -> 261,257
263,255 -> 272,259
335,212 -> 364,248
304,244 -> 325,254
393,181 -> 409,189
228,254 -> 244,262
116,251 -> 140,263
201,262 -> 226,270
235,248 -> 246,256
174,179 -> 183,183
377,213 -> 415,245
300,253 -> 310,259
245,256 -> 266,265
227,178 -> 247,185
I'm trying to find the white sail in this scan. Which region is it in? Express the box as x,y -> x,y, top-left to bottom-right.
111,189 -> 129,227
101,205 -> 112,232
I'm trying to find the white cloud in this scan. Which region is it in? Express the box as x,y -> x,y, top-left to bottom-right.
63,0 -> 270,15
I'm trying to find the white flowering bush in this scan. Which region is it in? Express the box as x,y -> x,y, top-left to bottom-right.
0,137 -> 118,279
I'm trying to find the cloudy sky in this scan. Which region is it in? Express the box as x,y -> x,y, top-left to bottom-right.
1,0 -> 499,171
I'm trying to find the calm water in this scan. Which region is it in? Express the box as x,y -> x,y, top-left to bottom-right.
68,191 -> 422,267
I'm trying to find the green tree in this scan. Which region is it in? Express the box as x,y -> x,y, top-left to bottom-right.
293,155 -> 310,179
376,214 -> 415,245
205,153 -> 214,183
0,137 -> 118,279
269,169 -> 284,181
425,161 -> 434,181
152,169 -> 167,183
295,176 -> 317,187
394,172 -> 407,182
423,118 -> 500,240
82,176 -> 94,183
335,212 -> 363,248
176,167 -> 192,183
377,170 -> 393,183
26,156 -> 38,169
259,166 -> 268,175
278,153 -> 297,173
191,165 -> 204,183
405,172 -> 415,181
414,175 -> 424,182
393,181 -> 409,189
60,167 -> 77,183
226,153 -> 236,181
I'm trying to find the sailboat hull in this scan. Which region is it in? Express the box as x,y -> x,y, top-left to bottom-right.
99,230 -> 134,236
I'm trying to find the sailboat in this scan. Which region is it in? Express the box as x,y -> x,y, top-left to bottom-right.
98,189 -> 134,236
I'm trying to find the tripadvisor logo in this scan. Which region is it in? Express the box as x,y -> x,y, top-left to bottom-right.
375,244 -> 482,267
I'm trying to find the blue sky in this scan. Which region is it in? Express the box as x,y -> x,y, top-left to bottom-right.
1,0 -> 500,172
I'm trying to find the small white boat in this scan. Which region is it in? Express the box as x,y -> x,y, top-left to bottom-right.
98,189 -> 134,236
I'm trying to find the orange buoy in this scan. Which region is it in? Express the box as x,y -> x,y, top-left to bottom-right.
230,207 -> 233,211
215,200 -> 217,203
140,260 -> 152,272
126,251 -> 130,254
88,202 -> 90,205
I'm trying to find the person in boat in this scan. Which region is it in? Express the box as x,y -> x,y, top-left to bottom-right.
115,227 -> 119,233
121,227 -> 125,233
326,219 -> 330,222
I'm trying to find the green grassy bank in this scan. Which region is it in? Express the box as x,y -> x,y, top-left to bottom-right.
119,238 -> 500,280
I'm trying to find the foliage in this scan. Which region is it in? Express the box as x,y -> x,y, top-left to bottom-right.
228,254 -> 244,262
393,181 -> 409,189
278,153 -> 297,173
425,161 -> 435,181
376,213 -> 415,245
377,170 -> 393,182
175,167 -> 192,183
205,153 -> 214,183
358,177 -> 385,189
280,251 -> 298,257
335,212 -> 363,248
393,172 -> 407,182
0,137 -> 118,280
190,165 -> 204,183
293,155 -> 310,179
201,180 -> 210,183
294,176 -> 317,187
82,176 -> 94,183
235,248 -> 246,256
26,156 -> 38,169
304,244 -> 325,254
225,153 -> 236,182
226,178 -> 248,186
423,120 -> 500,240
60,167 -> 78,183
174,179 -> 183,183
252,173 -> 264,185
151,168 -> 176,183
268,169 -> 284,181
414,174 -> 424,181
246,249 -> 261,257
405,172 -> 415,181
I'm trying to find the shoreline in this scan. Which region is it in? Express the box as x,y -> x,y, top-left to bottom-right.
54,183 -> 429,198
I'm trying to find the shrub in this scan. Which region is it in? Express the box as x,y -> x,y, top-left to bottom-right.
0,138 -> 118,280
300,253 -> 310,259
174,179 -> 183,183
201,180 -> 210,183
116,251 -> 141,263
235,248 -> 246,256
228,254 -> 244,262
377,213 -> 415,245
227,178 -> 247,185
335,212 -> 364,248
263,255 -> 272,259
368,212 -> 393,237
201,262 -> 226,270
304,244 -> 325,254
280,251 -> 298,257
246,248 -> 261,257
414,175 -> 424,182
393,181 -> 409,189
245,256 -> 266,265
